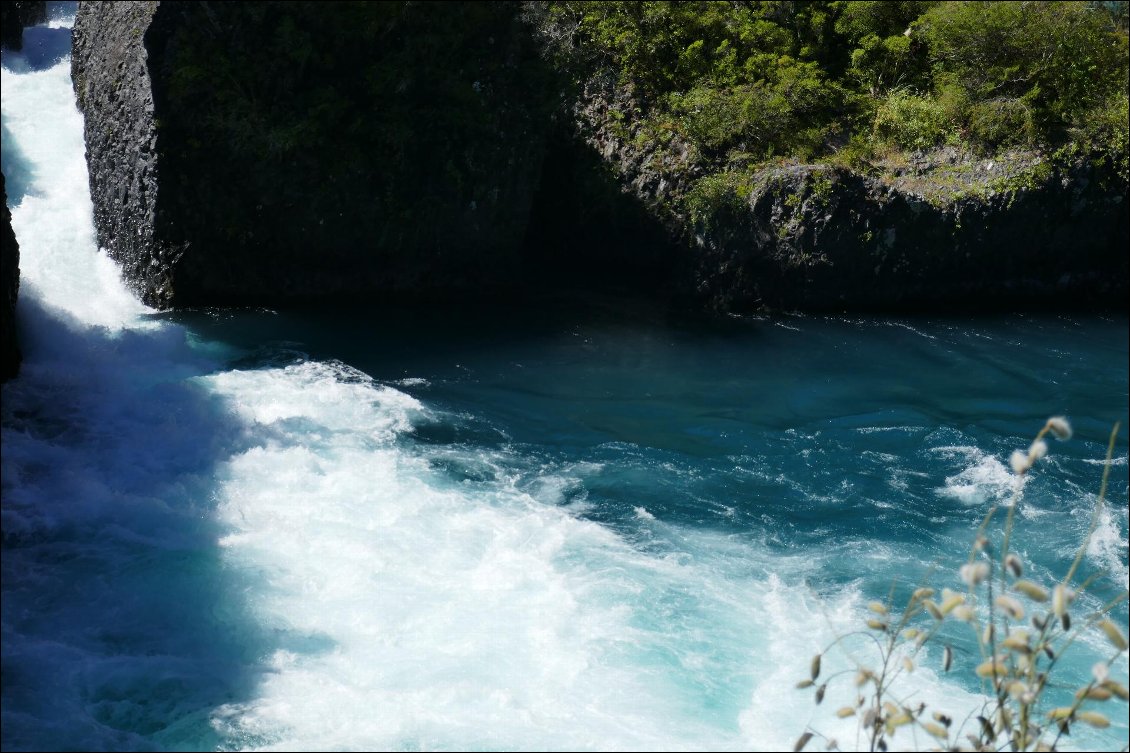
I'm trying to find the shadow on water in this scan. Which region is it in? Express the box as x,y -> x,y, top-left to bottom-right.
1,120 -> 36,205
0,25 -> 72,73
1,294 -> 297,751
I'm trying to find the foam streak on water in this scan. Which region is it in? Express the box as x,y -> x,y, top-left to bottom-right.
2,13 -> 1128,753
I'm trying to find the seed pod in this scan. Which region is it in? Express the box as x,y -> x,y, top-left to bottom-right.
995,595 -> 1025,620
811,654 -> 822,680
1044,644 -> 1055,660
1078,711 -> 1110,729
866,618 -> 887,631
943,645 -> 953,672
1101,679 -> 1129,700
815,683 -> 826,705
953,605 -> 975,622
903,628 -> 919,640
1052,584 -> 1072,618
976,658 -> 1006,678
932,711 -> 952,727
1047,707 -> 1074,721
902,656 -> 914,673
1010,450 -> 1031,475
1007,681 -> 1029,699
1098,619 -> 1128,651
1045,416 -> 1072,440
1014,580 -> 1048,602
886,712 -> 911,733
960,562 -> 990,587
1005,554 -> 1023,578
912,587 -> 935,602
1001,630 -> 1030,651
1076,686 -> 1112,701
797,679 -> 814,689
868,601 -> 888,615
923,722 -> 947,739
1027,439 -> 1048,463
836,706 -> 855,718
940,590 -> 965,615
794,731 -> 814,752
924,600 -> 944,620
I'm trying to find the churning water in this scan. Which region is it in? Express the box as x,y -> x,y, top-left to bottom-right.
2,9 -> 1127,751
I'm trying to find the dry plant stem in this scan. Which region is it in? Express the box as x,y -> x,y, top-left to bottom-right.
1064,422 -> 1120,587
1049,648 -> 1125,751
795,418 -> 1127,753
990,422 -> 1119,751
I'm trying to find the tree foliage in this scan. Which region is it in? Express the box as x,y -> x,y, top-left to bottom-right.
533,0 -> 1129,166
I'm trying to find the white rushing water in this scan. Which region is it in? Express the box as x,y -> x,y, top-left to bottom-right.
2,13 -> 1125,753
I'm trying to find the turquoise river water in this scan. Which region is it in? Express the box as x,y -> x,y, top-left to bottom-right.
2,8 -> 1127,751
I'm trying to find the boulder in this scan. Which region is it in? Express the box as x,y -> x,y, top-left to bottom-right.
72,1 -> 554,307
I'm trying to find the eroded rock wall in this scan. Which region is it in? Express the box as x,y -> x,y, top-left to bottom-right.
72,1 -> 554,307
2,171 -> 21,381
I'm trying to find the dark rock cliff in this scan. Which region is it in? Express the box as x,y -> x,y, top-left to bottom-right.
2,2 -> 46,382
567,77 -> 1129,312
693,157 -> 1129,312
72,1 -> 555,308
1,1 -> 46,50
2,171 -> 21,381
71,1 -> 1127,313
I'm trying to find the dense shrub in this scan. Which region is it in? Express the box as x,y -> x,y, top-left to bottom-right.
872,88 -> 953,151
919,1 -> 1127,134
966,98 -> 1035,151
527,0 -> 1129,219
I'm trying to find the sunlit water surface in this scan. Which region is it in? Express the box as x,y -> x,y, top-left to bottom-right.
2,9 -> 1127,752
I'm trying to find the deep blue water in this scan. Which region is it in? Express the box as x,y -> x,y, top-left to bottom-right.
2,9 -> 1128,751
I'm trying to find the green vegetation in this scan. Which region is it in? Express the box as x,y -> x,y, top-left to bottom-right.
531,1 -> 1129,212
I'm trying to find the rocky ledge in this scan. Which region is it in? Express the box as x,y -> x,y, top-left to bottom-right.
2,171 -> 21,381
693,155 -> 1128,312
569,77 -> 1128,312
72,1 -> 554,308
70,1 -> 1127,313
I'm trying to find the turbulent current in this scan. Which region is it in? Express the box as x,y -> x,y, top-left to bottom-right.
2,10 -> 1128,752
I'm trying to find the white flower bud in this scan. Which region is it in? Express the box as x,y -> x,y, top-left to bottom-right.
1045,416 -> 1072,440
960,561 -> 990,587
1010,450 -> 1031,475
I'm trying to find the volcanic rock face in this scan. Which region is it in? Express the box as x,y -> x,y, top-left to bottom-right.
72,1 -> 554,308
71,1 -> 1127,313
1,1 -> 46,50
567,76 -> 1128,312
2,171 -> 21,381
690,158 -> 1129,311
